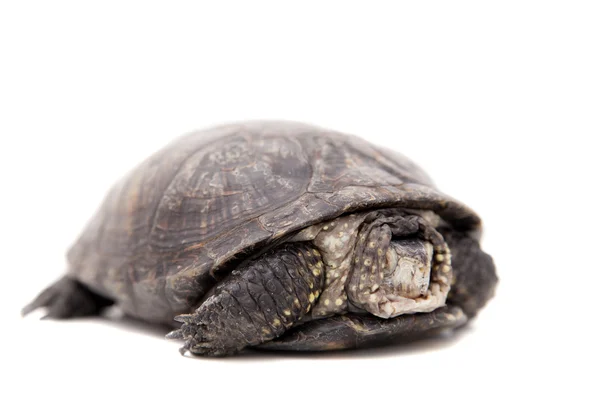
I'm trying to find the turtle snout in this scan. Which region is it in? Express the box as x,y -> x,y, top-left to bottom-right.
386,239 -> 433,299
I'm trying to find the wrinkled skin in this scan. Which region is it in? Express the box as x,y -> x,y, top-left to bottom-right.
24,121 -> 497,356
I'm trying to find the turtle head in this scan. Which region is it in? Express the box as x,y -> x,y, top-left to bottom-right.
384,239 -> 433,299
347,235 -> 452,319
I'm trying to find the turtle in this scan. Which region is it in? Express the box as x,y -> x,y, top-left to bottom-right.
23,121 -> 498,356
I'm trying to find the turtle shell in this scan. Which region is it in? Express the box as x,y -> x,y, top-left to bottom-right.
67,121 -> 481,324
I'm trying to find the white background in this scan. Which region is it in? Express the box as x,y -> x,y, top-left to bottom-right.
1,1 -> 598,399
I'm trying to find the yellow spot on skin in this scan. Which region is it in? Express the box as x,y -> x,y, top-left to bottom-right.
335,298 -> 343,306
273,319 -> 281,327
338,231 -> 344,238
442,264 -> 451,273
297,253 -> 302,257
436,254 -> 445,262
377,249 -> 383,256
309,293 -> 315,302
284,309 -> 291,316
312,268 -> 320,276
306,306 -> 311,312
351,285 -> 357,291
364,258 -> 372,266
369,242 -> 375,248
309,282 -> 314,289
372,284 -> 379,291
447,314 -> 456,321
324,299 -> 330,306
306,251 -> 312,257
294,299 -> 300,306
323,226 -> 329,231
313,249 -> 320,256
359,284 -> 364,290
262,327 -> 271,335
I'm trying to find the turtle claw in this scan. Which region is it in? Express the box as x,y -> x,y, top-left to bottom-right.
165,329 -> 184,340
171,310 -> 239,356
177,338 -> 211,356
170,313 -> 211,355
174,314 -> 194,323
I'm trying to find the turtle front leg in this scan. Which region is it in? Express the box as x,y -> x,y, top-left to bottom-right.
167,243 -> 325,356
441,229 -> 498,318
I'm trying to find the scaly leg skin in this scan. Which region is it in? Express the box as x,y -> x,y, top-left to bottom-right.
258,306 -> 467,351
167,243 -> 325,356
22,276 -> 114,319
441,229 -> 498,318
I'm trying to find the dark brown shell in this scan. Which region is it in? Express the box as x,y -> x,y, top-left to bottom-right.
67,121 -> 481,324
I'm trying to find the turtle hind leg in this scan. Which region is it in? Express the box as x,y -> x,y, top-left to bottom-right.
22,276 -> 114,319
